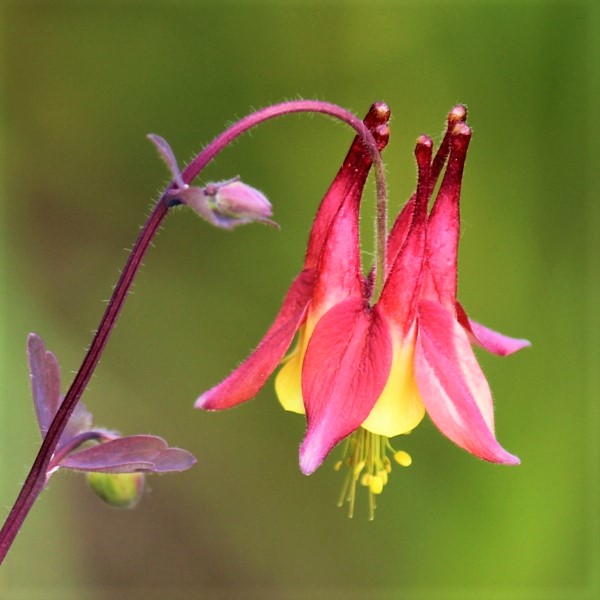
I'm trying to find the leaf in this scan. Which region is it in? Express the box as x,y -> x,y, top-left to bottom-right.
27,333 -> 62,437
27,333 -> 93,442
58,435 -> 197,473
147,133 -> 186,189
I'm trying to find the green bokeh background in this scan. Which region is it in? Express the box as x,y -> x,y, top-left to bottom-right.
1,1 -> 598,598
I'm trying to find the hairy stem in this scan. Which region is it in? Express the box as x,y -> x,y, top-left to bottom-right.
0,198 -> 170,563
0,100 -> 386,564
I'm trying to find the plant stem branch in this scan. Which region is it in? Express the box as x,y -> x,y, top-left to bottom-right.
0,198 -> 170,564
0,100 -> 387,565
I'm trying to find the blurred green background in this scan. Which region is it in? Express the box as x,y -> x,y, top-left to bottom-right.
1,1 -> 598,598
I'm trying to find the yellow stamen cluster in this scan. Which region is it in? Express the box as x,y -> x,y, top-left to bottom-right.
335,428 -> 412,520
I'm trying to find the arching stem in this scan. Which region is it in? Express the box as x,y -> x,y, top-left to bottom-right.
0,100 -> 387,564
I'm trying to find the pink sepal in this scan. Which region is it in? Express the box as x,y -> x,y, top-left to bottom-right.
311,183 -> 363,308
456,303 -> 531,356
379,137 -> 432,330
195,269 -> 316,410
415,299 -> 520,465
299,299 -> 392,474
423,125 -> 471,308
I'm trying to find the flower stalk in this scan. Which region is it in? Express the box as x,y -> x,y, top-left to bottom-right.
0,100 -> 387,562
0,199 -> 170,563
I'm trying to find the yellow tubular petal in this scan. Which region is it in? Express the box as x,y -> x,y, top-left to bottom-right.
275,325 -> 310,415
361,333 -> 425,437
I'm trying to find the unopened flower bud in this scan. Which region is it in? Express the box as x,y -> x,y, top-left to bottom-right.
148,134 -> 278,230
86,472 -> 145,509
199,178 -> 278,230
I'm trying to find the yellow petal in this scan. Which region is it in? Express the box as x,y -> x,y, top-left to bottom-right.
361,331 -> 425,437
275,325 -> 310,414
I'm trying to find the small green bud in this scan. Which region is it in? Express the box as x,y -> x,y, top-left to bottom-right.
86,472 -> 145,509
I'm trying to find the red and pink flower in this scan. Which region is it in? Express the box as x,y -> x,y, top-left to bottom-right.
196,103 -> 529,516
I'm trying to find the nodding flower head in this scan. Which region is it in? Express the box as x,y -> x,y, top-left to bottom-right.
194,103 -> 530,519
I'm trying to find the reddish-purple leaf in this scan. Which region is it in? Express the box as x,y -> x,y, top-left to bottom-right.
59,435 -> 196,473
27,333 -> 93,442
60,400 -> 94,444
147,133 -> 186,189
27,333 -> 61,437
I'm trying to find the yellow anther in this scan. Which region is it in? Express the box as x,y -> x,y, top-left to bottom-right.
353,460 -> 366,479
369,475 -> 384,495
394,450 -> 412,467
335,429 -> 416,519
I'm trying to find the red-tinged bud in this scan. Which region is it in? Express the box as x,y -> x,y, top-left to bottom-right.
178,179 -> 278,230
203,178 -> 278,229
148,134 -> 278,230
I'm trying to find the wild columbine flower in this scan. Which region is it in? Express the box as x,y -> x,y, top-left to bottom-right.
148,133 -> 278,229
28,333 -> 196,507
196,103 -> 529,518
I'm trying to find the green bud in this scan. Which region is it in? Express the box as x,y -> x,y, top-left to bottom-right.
86,472 -> 145,509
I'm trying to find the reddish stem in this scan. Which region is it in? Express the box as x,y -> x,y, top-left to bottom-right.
0,198 -> 170,563
0,100 -> 386,564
